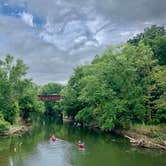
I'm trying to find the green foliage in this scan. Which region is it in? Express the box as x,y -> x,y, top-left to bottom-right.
75,108 -> 94,124
19,96 -> 37,120
4,101 -> 20,124
41,83 -> 63,95
0,55 -> 44,126
61,40 -> 166,130
128,25 -> 166,65
61,86 -> 83,118
19,82 -> 45,121
152,66 -> 166,123
0,114 -> 10,132
0,55 -> 28,124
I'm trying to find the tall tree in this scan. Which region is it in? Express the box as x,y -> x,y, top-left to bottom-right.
128,25 -> 166,65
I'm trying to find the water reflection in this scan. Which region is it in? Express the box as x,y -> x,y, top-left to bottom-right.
0,120 -> 165,166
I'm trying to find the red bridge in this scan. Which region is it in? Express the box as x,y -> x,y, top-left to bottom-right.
38,94 -> 61,101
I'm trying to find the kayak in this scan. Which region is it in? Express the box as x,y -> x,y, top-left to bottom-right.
78,143 -> 86,149
50,136 -> 56,142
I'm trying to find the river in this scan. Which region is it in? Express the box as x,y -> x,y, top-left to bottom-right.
0,120 -> 165,166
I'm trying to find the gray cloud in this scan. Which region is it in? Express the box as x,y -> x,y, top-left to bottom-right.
0,14 -> 101,85
8,0 -> 166,22
95,0 -> 166,21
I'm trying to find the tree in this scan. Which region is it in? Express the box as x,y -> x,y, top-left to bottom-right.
61,43 -> 165,130
0,55 -> 28,124
128,25 -> 166,65
0,55 -> 44,126
19,81 -> 45,122
152,66 -> 166,123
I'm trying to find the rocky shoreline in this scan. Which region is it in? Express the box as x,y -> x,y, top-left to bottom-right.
0,124 -> 31,137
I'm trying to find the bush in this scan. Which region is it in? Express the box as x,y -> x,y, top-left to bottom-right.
0,114 -> 10,132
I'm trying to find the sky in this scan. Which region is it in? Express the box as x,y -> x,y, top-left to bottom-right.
0,0 -> 166,84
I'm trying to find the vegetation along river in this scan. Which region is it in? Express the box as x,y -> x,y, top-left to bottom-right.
0,120 -> 165,166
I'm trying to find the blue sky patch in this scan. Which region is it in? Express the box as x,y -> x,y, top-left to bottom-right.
0,2 -> 45,27
1,2 -> 25,17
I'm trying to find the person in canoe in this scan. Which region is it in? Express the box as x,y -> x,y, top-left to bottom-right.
50,135 -> 57,142
78,140 -> 86,149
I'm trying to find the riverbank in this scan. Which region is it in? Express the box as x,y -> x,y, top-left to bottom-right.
0,123 -> 31,137
113,124 -> 166,150
72,120 -> 166,150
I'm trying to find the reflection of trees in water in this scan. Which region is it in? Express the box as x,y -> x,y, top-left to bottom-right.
0,119 -> 103,165
0,119 -> 129,166
0,137 -> 14,166
1,120 -> 164,166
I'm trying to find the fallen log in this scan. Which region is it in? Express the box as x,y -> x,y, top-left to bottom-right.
124,135 -> 166,150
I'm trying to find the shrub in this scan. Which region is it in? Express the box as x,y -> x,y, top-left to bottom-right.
0,114 -> 10,132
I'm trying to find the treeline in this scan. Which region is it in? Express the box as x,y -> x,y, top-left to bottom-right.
0,55 -> 45,132
60,25 -> 166,130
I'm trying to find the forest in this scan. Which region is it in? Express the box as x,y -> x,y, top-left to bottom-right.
0,25 -> 165,132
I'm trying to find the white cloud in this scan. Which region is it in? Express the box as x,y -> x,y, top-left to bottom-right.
74,36 -> 87,43
39,19 -> 96,51
95,31 -> 106,45
20,12 -> 34,27
120,31 -> 131,36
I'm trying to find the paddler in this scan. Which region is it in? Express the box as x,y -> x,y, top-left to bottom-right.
50,135 -> 56,142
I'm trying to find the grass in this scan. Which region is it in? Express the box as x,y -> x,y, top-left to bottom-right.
130,124 -> 166,141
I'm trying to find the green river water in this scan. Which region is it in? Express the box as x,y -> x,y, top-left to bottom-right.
0,120 -> 165,166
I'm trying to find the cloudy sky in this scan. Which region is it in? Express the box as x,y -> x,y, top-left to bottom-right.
0,0 -> 165,84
